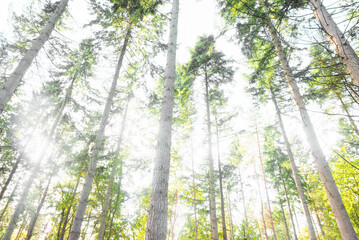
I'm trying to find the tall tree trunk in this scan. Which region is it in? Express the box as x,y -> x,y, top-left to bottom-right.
59,176 -> 81,240
292,206 -> 301,237
336,93 -> 359,136
170,189 -> 178,240
308,0 -> 359,87
191,138 -> 198,240
270,88 -> 317,240
25,175 -> 52,240
255,125 -> 277,240
14,216 -> 28,240
106,171 -> 123,240
145,0 -> 179,238
278,164 -> 298,240
0,0 -> 69,114
204,72 -> 219,240
2,73 -> 76,240
68,29 -> 131,240
255,166 -> 269,240
0,157 -> 20,201
238,168 -> 248,238
278,196 -> 291,240
226,191 -> 234,240
97,97 -> 130,240
264,11 -> 358,240
215,114 -> 227,240
0,181 -> 19,221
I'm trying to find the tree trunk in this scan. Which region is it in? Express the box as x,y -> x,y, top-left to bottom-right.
68,29 -> 131,240
0,157 -> 20,201
0,181 -> 19,221
265,11 -> 358,240
25,175 -> 52,240
270,88 -> 317,240
336,93 -> 359,136
170,189 -> 178,240
97,97 -> 130,240
226,191 -> 234,240
255,125 -> 277,240
191,137 -> 198,240
255,166 -> 269,240
204,72 -> 219,240
215,115 -> 227,240
60,176 -> 81,240
278,164 -> 298,240
2,74 -> 76,240
278,197 -> 291,240
145,0 -> 179,238
0,0 -> 69,114
308,0 -> 359,87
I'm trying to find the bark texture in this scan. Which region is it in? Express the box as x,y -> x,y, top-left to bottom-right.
145,0 -> 179,239
97,98 -> 129,240
204,75 -> 219,240
265,12 -> 358,240
215,116 -> 227,240
308,0 -> 359,87
0,0 -> 69,114
68,30 -> 130,240
270,88 -> 317,240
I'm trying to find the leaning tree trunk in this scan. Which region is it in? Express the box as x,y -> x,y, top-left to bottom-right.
215,114 -> 227,240
0,181 -> 19,221
0,0 -> 69,114
2,74 -> 76,240
336,93 -> 359,136
255,126 -> 277,240
265,11 -> 358,240
270,87 -> 317,240
278,164 -> 298,240
145,0 -> 179,239
68,29 -> 131,240
59,176 -> 81,240
25,175 -> 52,240
204,72 -> 219,240
0,157 -> 20,201
278,196 -> 291,240
308,0 -> 359,87
97,98 -> 130,240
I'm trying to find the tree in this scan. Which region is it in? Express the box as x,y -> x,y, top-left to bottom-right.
0,0 -> 69,114
145,0 -> 179,239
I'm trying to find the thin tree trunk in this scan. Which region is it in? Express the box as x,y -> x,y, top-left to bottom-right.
25,175 -> 52,240
2,74 -> 76,240
278,164 -> 298,240
315,211 -> 326,238
336,93 -> 359,136
255,166 -> 269,240
97,97 -> 130,240
264,11 -> 358,240
57,209 -> 65,239
278,197 -> 291,240
0,0 -> 69,113
106,171 -> 123,240
60,176 -> 81,240
255,125 -> 277,240
226,191 -> 234,240
68,29 -> 131,240
0,181 -> 19,221
238,168 -> 247,222
170,190 -> 178,240
204,72 -> 219,240
14,216 -> 28,240
0,157 -> 20,201
308,0 -> 359,87
191,138 -> 198,240
145,1 -> 179,239
270,88 -> 317,240
215,114 -> 227,240
292,205 -> 301,237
